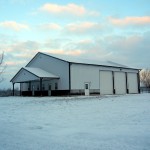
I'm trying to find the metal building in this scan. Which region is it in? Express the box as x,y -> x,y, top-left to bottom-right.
10,52 -> 140,96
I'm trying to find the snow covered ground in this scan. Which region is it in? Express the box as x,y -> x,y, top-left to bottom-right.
0,94 -> 150,150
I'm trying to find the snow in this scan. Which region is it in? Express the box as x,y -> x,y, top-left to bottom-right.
0,94 -> 150,150
24,67 -> 59,78
43,52 -> 130,68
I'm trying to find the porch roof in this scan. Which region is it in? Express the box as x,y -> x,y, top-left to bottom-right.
24,67 -> 59,78
10,67 -> 59,83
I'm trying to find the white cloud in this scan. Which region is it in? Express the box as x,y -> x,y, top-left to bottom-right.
37,22 -> 104,34
39,23 -> 61,30
39,3 -> 99,17
97,33 -> 150,68
58,33 -> 150,68
1,31 -> 150,89
1,40 -> 40,66
0,21 -> 29,31
109,16 -> 150,27
65,22 -> 102,34
10,0 -> 35,4
48,49 -> 85,56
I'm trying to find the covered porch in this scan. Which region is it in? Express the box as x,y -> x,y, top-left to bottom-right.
10,67 -> 59,96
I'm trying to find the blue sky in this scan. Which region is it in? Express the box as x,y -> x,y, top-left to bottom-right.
0,0 -> 150,89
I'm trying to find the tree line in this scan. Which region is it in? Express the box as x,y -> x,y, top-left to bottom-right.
140,69 -> 150,88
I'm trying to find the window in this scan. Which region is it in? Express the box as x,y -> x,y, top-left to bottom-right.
85,84 -> 89,89
49,84 -> 51,90
32,85 -> 35,90
55,83 -> 58,90
37,85 -> 39,91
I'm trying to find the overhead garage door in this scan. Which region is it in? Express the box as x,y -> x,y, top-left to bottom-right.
127,73 -> 138,93
100,71 -> 113,94
114,72 -> 126,94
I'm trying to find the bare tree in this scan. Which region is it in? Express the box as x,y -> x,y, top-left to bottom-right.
0,52 -> 6,83
140,69 -> 150,88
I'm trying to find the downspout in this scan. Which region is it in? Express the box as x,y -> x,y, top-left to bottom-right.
69,62 -> 71,96
125,72 -> 129,94
112,71 -> 115,94
138,70 -> 141,93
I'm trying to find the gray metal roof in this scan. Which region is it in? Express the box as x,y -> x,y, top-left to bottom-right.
43,52 -> 129,68
24,67 -> 59,78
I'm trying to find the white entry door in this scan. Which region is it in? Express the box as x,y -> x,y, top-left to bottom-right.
85,83 -> 90,96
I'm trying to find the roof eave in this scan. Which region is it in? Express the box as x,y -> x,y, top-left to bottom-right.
70,62 -> 140,71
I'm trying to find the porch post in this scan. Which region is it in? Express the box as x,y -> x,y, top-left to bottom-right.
29,81 -> 31,91
12,83 -> 15,96
20,83 -> 22,96
40,78 -> 43,96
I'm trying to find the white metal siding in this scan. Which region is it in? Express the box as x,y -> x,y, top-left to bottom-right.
13,69 -> 39,83
100,71 -> 113,94
27,53 -> 69,90
71,63 -> 138,95
127,73 -> 138,93
114,72 -> 126,94
21,83 -> 29,91
70,64 -> 100,90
